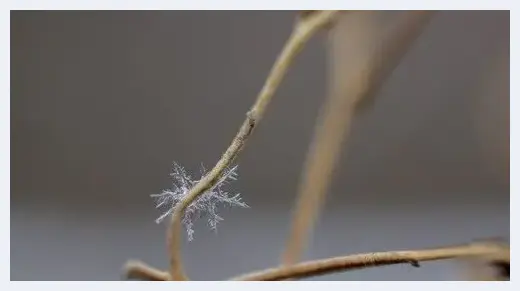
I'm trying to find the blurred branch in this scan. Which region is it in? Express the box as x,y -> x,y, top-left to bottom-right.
124,260 -> 170,281
355,11 -> 436,111
282,11 -> 436,266
456,238 -> 510,281
234,241 -> 509,281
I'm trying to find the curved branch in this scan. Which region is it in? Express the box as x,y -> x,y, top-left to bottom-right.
167,10 -> 342,280
124,260 -> 170,281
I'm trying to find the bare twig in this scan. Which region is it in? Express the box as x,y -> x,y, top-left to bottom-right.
233,241 -> 509,281
166,10 -> 341,280
124,260 -> 170,281
282,11 -> 436,266
281,11 -> 381,266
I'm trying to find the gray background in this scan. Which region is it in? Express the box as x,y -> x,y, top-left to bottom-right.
11,11 -> 509,280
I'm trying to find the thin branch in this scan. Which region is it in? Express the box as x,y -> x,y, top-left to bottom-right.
124,260 -> 170,281
281,10 -> 381,266
167,10 -> 342,280
233,242 -> 509,281
355,10 -> 436,111
282,11 -> 436,266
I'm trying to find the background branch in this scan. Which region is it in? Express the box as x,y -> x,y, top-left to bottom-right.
282,10 -> 436,266
124,260 -> 170,281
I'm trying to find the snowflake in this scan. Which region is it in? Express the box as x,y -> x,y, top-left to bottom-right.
151,162 -> 248,241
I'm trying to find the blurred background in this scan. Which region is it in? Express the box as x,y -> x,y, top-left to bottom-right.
11,11 -> 509,280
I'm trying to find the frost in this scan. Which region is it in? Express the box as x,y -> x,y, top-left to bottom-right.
151,162 -> 248,241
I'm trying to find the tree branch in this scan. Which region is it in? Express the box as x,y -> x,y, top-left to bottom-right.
124,260 -> 170,281
166,10 -> 342,280
233,241 -> 509,281
282,11 -> 436,266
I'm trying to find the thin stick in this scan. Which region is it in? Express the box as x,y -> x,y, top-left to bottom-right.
233,242 -> 509,281
281,11 -> 381,266
282,11 -> 435,266
167,11 -> 341,280
124,260 -> 170,281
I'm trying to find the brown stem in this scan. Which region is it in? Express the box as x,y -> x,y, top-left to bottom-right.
282,10 -> 436,266
234,242 -> 509,281
166,10 -> 341,280
124,260 -> 170,281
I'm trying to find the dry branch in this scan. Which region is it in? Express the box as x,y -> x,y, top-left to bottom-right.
166,10 -> 341,280
123,11 -> 341,281
282,10 -> 436,266
124,260 -> 170,281
118,10 -> 341,281
124,240 -> 509,281
234,241 -> 509,281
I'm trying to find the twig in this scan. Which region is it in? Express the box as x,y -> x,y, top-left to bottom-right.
166,10 -> 342,280
124,260 -> 170,281
233,242 -> 509,281
282,11 -> 436,266
281,10 -> 381,266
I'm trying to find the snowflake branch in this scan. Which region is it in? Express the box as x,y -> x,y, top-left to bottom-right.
152,163 -> 244,241
166,10 -> 341,281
